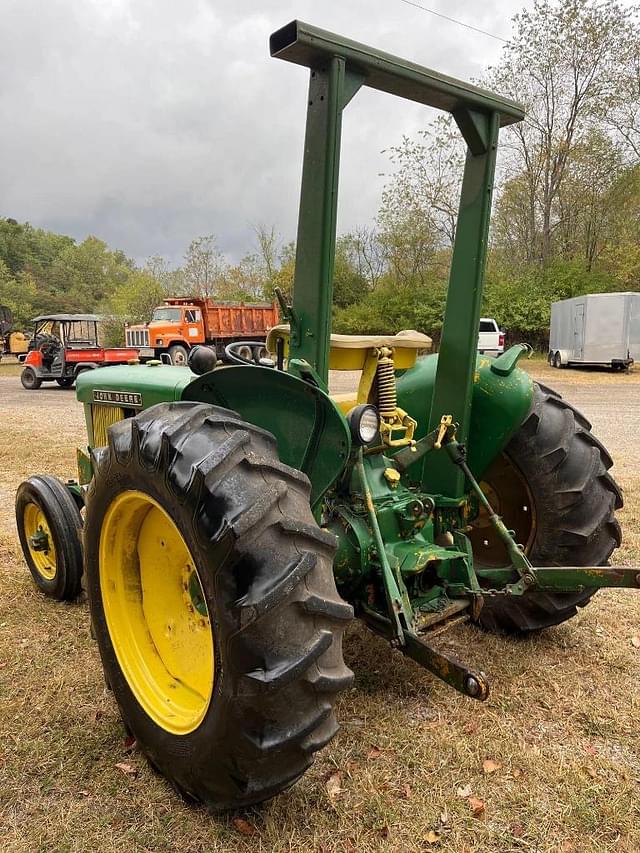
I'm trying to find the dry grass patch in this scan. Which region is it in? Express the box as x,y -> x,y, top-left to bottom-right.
0,370 -> 639,852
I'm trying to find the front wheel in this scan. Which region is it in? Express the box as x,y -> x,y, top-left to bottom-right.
21,367 -> 42,390
168,344 -> 189,366
469,383 -> 622,633
84,402 -> 353,810
15,475 -> 84,600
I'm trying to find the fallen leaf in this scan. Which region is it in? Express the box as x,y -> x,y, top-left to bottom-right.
77,790 -> 90,798
114,761 -> 137,778
462,720 -> 480,735
468,796 -> 486,819
424,829 -> 441,845
482,758 -> 501,774
439,806 -> 449,826
379,825 -> 390,839
367,746 -> 382,760
584,743 -> 598,756
233,817 -> 257,837
456,783 -> 473,798
123,735 -> 136,752
560,842 -> 574,853
326,771 -> 342,801
512,767 -> 523,779
631,636 -> 640,648
511,823 -> 524,838
400,783 -> 412,800
585,766 -> 598,779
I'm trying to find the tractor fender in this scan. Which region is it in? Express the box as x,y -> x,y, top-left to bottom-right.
396,351 -> 534,480
182,366 -> 351,506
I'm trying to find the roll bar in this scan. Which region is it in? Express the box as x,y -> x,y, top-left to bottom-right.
270,20 -> 524,127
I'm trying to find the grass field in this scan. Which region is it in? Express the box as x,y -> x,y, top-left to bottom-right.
1,359 -> 639,852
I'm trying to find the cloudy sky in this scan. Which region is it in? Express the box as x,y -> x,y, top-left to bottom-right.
1,0 -> 537,266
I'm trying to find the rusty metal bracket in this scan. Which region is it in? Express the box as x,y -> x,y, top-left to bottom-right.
361,605 -> 490,701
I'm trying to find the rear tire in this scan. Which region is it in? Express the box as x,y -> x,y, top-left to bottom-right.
21,367 -> 42,390
553,351 -> 563,369
15,475 -> 83,600
56,377 -> 74,388
473,383 -> 622,634
236,344 -> 254,363
168,344 -> 189,366
84,401 -> 353,810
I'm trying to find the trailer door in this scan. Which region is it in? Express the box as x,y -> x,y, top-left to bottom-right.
573,303 -> 585,359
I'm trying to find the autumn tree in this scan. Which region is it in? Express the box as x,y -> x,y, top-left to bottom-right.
486,0 -> 637,265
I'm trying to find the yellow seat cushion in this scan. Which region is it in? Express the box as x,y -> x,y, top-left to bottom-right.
266,325 -> 432,370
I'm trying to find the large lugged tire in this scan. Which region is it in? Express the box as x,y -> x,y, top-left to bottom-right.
83,401 -> 353,810
471,383 -> 622,633
15,475 -> 83,600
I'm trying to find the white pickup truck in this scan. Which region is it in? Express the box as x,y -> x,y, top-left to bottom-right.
478,318 -> 505,355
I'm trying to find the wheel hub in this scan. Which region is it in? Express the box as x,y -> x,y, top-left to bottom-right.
99,490 -> 214,735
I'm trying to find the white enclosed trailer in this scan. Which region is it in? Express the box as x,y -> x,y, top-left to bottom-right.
549,292 -> 640,369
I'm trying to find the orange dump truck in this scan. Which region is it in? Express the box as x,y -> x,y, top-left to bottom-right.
125,297 -> 279,365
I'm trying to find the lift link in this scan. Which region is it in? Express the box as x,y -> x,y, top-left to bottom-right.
360,605 -> 490,701
355,448 -> 413,644
444,436 -> 534,580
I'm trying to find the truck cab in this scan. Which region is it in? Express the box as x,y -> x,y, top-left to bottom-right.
126,303 -> 204,365
478,317 -> 505,355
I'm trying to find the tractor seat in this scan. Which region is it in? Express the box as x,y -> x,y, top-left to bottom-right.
266,325 -> 431,371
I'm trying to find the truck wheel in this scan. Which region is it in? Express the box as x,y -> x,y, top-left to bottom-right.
21,367 -> 42,390
253,345 -> 269,362
553,351 -> 563,368
469,383 -> 622,633
236,344 -> 254,363
56,377 -> 74,388
83,402 -> 353,810
15,475 -> 83,600
168,345 -> 189,366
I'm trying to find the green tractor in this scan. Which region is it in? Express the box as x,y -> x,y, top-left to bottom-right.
16,21 -> 632,811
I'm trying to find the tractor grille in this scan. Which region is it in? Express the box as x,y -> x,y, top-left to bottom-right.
126,328 -> 149,347
91,404 -> 125,446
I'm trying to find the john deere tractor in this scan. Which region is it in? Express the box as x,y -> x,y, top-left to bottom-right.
16,22 -> 633,811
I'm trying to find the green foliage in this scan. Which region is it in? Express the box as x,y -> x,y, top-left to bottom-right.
333,276 -> 445,339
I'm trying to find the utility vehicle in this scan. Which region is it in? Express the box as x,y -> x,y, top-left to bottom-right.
20,313 -> 138,390
15,21 -> 633,812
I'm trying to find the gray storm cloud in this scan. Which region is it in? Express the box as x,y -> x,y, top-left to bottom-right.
1,0 -> 531,265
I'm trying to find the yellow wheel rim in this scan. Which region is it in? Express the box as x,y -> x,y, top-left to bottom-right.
23,503 -> 57,580
99,491 -> 214,735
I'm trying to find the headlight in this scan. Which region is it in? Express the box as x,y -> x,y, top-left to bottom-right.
346,404 -> 379,445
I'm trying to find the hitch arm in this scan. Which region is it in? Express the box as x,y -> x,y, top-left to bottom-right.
477,565 -> 640,593
361,605 -> 489,701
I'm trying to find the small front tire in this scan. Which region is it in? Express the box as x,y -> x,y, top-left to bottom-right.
21,367 -> 42,390
15,475 -> 83,600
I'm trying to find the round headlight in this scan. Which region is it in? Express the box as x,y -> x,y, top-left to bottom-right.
346,404 -> 379,446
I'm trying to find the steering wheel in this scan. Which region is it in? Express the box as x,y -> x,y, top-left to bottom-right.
224,341 -> 274,367
39,336 -> 60,358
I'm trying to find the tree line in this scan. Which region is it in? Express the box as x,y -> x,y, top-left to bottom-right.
1,0 -> 639,351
